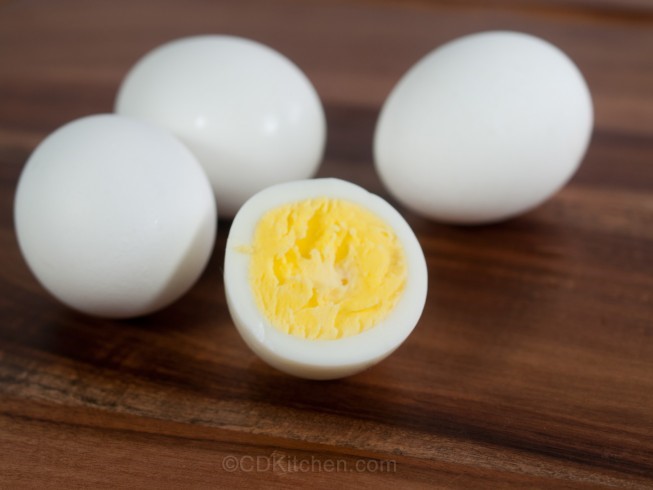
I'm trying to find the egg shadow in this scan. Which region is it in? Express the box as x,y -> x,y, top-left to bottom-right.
236,358 -> 376,414
405,205 -> 586,385
17,212 -> 238,399
138,202 -> 218,316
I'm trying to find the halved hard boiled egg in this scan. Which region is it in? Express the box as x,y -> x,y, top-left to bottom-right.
224,178 -> 427,379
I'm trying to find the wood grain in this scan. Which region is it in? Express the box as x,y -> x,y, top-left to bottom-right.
1,0 -> 652,488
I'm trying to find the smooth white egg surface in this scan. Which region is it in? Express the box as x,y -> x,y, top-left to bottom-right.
115,35 -> 326,218
374,31 -> 593,224
14,114 -> 216,318
224,178 -> 427,379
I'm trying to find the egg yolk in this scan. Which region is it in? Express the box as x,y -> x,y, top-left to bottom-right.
248,198 -> 407,340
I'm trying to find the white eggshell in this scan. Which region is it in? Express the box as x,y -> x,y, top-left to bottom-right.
115,35 -> 326,217
14,114 -> 216,318
224,178 -> 428,380
374,31 -> 593,224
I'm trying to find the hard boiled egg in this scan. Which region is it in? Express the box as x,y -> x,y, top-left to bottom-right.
14,114 -> 216,318
224,178 -> 427,379
375,31 -> 593,224
115,35 -> 326,217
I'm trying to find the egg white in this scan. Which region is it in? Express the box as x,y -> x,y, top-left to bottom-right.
115,35 -> 326,218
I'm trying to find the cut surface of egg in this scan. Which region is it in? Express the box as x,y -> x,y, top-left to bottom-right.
224,179 -> 427,379
115,35 -> 326,217
374,30 -> 593,224
14,114 -> 216,318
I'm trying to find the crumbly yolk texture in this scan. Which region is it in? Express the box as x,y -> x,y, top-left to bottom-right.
248,198 -> 407,340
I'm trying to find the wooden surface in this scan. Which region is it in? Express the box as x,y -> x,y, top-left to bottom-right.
1,0 -> 652,488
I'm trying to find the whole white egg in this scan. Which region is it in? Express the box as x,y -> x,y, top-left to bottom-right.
374,31 -> 593,224
224,178 -> 428,379
14,114 -> 216,318
115,35 -> 326,217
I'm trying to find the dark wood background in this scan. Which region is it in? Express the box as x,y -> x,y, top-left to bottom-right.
1,0 -> 652,487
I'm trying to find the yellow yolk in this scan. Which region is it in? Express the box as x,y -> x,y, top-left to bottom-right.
248,198 -> 407,340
